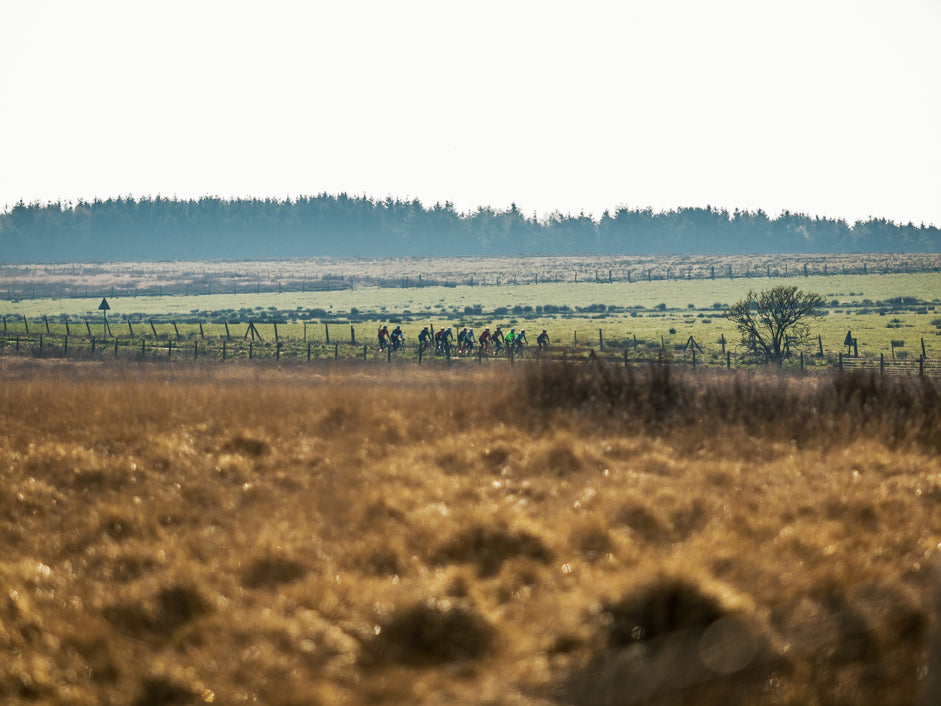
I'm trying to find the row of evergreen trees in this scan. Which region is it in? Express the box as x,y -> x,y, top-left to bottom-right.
1,194 -> 938,262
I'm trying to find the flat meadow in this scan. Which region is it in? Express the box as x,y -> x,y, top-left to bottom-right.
2,270 -> 940,366
1,356 -> 939,704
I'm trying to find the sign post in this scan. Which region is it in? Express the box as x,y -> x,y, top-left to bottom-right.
99,298 -> 111,337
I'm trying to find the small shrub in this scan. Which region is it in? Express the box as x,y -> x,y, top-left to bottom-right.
366,600 -> 495,665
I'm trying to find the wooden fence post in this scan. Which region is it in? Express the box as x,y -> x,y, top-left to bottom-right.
222,340 -> 226,360
168,341 -> 173,359
114,338 -> 118,357
194,341 -> 198,360
334,344 -> 338,360
726,352 -> 731,370
91,338 -> 95,354
351,326 -> 356,345
838,352 -> 842,373
599,329 -> 604,350
23,315 -> 29,335
363,344 -> 367,361
249,342 -> 253,359
43,315 -> 49,333
224,320 -> 231,340
418,347 -> 423,366
818,335 -> 823,356
172,321 -> 180,340
64,336 -> 68,355
880,353 -> 884,375
325,323 -> 330,344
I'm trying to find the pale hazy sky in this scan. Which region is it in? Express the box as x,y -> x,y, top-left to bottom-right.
2,1 -> 939,226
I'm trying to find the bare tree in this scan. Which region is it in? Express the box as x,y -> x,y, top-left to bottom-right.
725,286 -> 824,364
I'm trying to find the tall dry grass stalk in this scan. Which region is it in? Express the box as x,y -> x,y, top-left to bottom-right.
0,357 -> 939,704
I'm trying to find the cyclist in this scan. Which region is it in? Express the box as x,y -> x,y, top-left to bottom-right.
418,326 -> 433,352
478,327 -> 492,353
390,325 -> 405,352
440,326 -> 455,355
515,328 -> 528,352
492,326 -> 505,354
537,329 -> 549,350
377,325 -> 390,351
505,328 -> 517,353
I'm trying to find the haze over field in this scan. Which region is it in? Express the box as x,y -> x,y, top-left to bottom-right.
2,1 -> 939,237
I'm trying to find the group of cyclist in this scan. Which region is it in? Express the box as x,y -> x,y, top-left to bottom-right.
385,324 -> 551,357
377,324 -> 407,352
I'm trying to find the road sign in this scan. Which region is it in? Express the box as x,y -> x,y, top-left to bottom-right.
99,298 -> 111,311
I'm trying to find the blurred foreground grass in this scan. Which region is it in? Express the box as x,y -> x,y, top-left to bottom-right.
0,358 -> 939,704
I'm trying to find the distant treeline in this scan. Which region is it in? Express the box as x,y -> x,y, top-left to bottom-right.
1,194 -> 939,262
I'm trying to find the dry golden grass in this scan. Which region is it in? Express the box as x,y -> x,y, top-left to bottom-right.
0,358 -> 939,705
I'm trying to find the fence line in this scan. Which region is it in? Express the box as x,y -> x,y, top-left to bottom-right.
1,330 -> 937,378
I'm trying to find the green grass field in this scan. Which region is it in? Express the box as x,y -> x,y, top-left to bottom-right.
2,272 -> 939,363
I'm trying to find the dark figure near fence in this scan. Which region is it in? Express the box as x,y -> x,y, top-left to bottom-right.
537,329 -> 549,350
492,326 -> 505,354
390,325 -> 405,352
435,327 -> 454,355
479,327 -> 492,353
844,330 -> 858,357
418,326 -> 432,352
378,325 -> 390,351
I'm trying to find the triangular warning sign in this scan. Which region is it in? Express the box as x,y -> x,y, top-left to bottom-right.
98,298 -> 111,311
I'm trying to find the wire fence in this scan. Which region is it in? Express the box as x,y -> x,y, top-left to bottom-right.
1,328 -> 937,378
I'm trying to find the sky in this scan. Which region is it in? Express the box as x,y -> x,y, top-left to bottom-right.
2,0 -> 939,226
